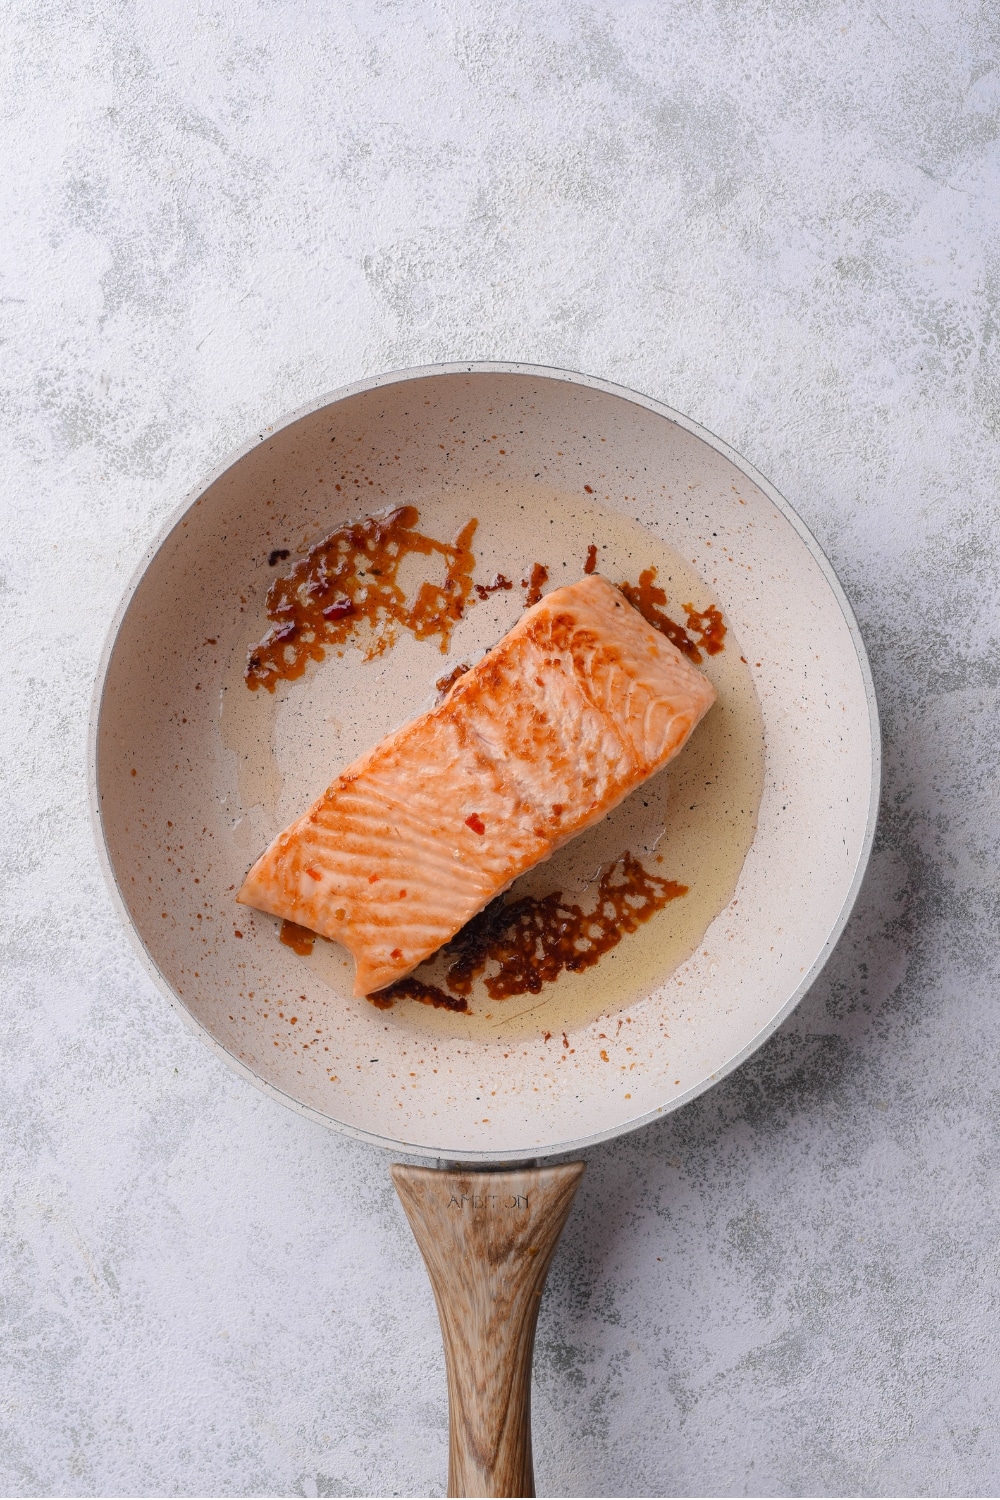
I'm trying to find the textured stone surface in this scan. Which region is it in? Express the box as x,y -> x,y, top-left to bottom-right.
3,1 -> 999,1495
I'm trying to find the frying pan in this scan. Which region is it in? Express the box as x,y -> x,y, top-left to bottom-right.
90,363 -> 879,1496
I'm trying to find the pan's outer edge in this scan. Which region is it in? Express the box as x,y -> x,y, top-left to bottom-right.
88,361 -> 882,1164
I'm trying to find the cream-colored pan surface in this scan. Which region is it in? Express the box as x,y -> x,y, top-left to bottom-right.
91,365 -> 879,1161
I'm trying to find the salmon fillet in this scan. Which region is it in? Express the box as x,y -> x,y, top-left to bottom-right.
237,574 -> 716,996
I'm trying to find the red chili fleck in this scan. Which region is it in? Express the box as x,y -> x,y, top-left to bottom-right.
305,867 -> 321,880
584,543 -> 597,574
584,484 -> 593,493
390,947 -> 403,960
234,930 -> 243,938
465,813 -> 486,835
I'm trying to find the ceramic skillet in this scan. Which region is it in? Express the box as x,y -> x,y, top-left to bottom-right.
90,362 -> 878,1164
90,364 -> 879,1496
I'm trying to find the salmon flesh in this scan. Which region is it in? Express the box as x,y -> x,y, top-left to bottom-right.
237,575 -> 716,995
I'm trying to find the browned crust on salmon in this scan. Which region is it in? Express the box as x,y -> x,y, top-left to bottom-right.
238,575 -> 716,995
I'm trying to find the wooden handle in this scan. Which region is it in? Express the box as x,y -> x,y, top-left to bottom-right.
391,1161 -> 585,1498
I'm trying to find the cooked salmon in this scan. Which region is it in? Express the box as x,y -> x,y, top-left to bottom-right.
237,574 -> 716,995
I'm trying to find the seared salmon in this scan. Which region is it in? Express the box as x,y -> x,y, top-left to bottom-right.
238,575 -> 716,995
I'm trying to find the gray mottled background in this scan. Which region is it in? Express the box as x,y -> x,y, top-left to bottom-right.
3,0 -> 999,1495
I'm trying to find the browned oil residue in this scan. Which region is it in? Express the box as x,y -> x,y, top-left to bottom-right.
246,506 -> 478,691
522,562 -> 549,607
683,601 -> 726,655
370,852 -> 686,1010
280,920 -> 316,956
583,543 -> 598,574
371,976 -> 469,1012
619,567 -> 726,662
474,573 -> 513,600
435,662 -> 471,698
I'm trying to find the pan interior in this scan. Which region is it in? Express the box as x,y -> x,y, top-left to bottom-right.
94,370 -> 876,1159
220,486 -> 765,1044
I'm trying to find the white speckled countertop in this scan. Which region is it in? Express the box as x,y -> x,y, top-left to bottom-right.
3,2 -> 1000,1495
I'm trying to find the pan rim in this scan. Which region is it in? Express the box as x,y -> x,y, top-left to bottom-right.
88,360 -> 881,1163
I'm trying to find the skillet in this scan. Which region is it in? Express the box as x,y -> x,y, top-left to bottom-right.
90,363 -> 879,1495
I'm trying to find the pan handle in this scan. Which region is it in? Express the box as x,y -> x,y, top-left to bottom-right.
391,1161 -> 585,1498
